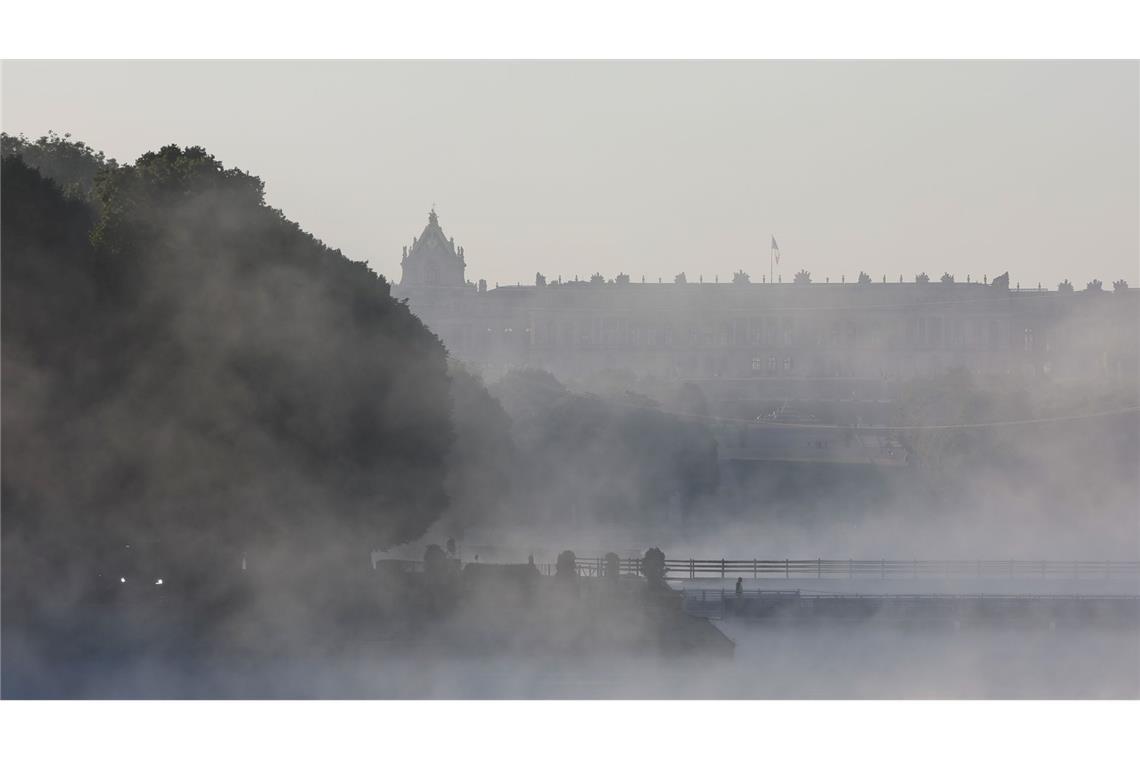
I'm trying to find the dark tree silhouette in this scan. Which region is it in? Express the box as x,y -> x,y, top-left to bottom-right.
940,272 -> 954,284
1086,279 -> 1104,292
444,364 -> 516,532
2,141 -> 456,636
732,270 -> 750,284
915,272 -> 930,284
1114,279 -> 1128,292
556,550 -> 578,578
1058,279 -> 1074,293
1,131 -> 116,200
642,547 -> 667,590
857,271 -> 872,285
793,269 -> 811,285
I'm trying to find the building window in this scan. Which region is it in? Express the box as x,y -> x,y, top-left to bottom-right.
783,356 -> 793,372
767,356 -> 778,374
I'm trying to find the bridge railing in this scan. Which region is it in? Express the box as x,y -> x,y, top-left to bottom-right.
573,558 -> 1140,580
378,556 -> 1140,581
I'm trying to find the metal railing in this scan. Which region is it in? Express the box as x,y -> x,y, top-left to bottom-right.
573,557 -> 1140,581
378,556 -> 1140,581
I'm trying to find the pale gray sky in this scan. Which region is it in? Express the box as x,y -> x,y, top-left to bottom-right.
3,60 -> 1137,289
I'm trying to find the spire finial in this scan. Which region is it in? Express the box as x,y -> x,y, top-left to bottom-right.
428,203 -> 438,225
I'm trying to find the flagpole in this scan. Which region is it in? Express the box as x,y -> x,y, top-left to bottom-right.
769,234 -> 773,285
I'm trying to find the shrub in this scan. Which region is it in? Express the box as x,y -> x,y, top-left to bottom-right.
642,547 -> 667,590
556,550 -> 578,578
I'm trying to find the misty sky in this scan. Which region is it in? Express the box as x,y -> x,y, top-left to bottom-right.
2,60 -> 1137,289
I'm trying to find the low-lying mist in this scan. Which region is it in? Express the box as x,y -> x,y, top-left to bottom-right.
2,133 -> 1137,699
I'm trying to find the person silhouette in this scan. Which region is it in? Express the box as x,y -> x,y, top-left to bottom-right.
735,577 -> 744,596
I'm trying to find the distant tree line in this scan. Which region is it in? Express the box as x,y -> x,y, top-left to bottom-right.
440,368 -> 719,533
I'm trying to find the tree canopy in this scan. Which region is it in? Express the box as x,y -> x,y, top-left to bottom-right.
2,140 -> 455,618
483,369 -> 720,529
1,131 -> 116,200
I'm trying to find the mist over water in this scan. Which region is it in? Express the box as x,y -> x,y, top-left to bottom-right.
6,626 -> 1136,699
2,62 -> 1138,700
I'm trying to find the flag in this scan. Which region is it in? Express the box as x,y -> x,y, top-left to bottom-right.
771,234 -> 780,264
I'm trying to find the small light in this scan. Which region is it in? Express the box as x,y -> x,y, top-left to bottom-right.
155,578 -> 164,585
120,577 -> 126,583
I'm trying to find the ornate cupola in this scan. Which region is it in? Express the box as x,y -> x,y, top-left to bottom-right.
399,208 -> 468,287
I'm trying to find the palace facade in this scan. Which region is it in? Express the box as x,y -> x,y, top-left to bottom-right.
393,211 -> 1139,423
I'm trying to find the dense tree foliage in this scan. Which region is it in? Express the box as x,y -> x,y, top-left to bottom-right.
2,142 -> 454,625
894,368 -> 1138,519
1,131 -> 116,200
442,362 -> 515,534
895,368 -> 1027,477
641,547 -> 667,591
482,369 -> 719,529
555,550 -> 578,578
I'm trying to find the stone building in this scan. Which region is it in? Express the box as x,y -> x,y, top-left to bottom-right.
399,208 -> 467,288
395,211 -> 1137,406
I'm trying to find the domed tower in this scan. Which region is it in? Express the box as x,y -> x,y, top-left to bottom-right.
399,208 -> 467,288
